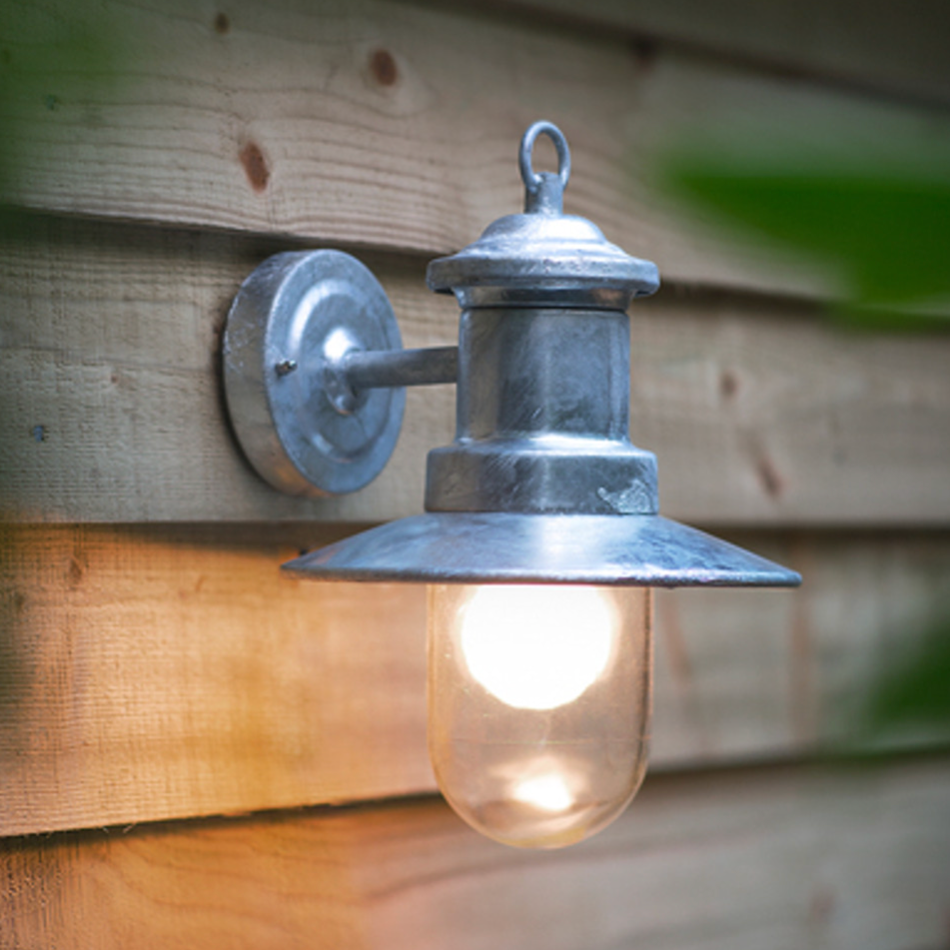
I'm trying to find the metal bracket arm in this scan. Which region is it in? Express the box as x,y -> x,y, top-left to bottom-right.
339,344 -> 459,390
324,345 -> 459,415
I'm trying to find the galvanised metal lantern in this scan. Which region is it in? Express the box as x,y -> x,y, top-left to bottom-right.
223,122 -> 801,850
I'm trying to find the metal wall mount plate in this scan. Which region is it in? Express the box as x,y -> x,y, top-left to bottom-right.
223,250 -> 405,496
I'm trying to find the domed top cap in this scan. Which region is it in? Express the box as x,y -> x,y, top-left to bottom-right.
426,121 -> 660,310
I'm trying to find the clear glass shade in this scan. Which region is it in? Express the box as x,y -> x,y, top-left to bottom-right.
427,584 -> 653,849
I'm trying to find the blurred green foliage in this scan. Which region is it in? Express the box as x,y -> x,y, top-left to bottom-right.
0,0 -> 122,212
653,129 -> 950,748
860,616 -> 950,740
656,133 -> 950,330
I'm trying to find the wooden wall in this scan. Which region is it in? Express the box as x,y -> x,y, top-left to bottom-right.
2,1 -> 949,947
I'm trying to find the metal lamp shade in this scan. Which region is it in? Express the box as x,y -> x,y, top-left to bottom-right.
283,512 -> 801,587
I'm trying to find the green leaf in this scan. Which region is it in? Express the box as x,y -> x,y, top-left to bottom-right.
0,1 -> 125,204
860,618 -> 950,735
657,139 -> 950,318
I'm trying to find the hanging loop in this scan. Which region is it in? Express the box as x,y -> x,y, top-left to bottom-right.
519,121 -> 571,214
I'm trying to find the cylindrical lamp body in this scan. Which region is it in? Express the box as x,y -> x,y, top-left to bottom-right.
426,308 -> 658,517
457,308 -> 630,441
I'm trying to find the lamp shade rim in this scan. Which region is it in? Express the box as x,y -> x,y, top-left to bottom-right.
283,512 -> 802,588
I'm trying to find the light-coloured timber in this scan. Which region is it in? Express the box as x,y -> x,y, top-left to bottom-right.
1,524 -> 948,836
0,522 -> 431,837
4,0 -> 945,297
483,0 -> 950,106
2,220 -> 949,526
2,758 -> 949,950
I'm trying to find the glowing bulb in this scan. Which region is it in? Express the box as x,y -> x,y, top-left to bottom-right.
460,586 -> 616,709
512,772 -> 574,812
428,584 -> 652,849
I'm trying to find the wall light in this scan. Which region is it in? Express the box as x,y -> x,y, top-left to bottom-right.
223,122 -> 801,850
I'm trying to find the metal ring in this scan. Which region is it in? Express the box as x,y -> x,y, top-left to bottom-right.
519,121 -> 571,193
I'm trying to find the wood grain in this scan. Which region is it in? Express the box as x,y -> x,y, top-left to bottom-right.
2,4 -> 947,945
0,523 -> 433,837
481,0 -> 950,106
4,0 -> 943,296
2,218 -> 949,526
2,523 -> 948,836
2,757 -> 949,950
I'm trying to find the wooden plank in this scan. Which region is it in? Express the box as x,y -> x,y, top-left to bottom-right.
2,219 -> 949,526
0,220 -> 454,525
0,523 -> 433,837
482,0 -> 950,107
2,757 -> 949,949
653,531 -> 950,760
3,0 -> 943,296
2,524 -> 948,836
633,290 -> 950,527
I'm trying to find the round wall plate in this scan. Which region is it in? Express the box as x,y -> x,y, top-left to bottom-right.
223,250 -> 405,496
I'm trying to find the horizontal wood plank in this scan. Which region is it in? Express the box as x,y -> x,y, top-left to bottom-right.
0,522 -> 433,836
2,524 -> 948,836
483,0 -> 950,107
3,0 -> 944,297
2,218 -> 949,526
3,757 -> 949,949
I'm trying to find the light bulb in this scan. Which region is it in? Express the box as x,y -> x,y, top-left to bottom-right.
427,584 -> 653,849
